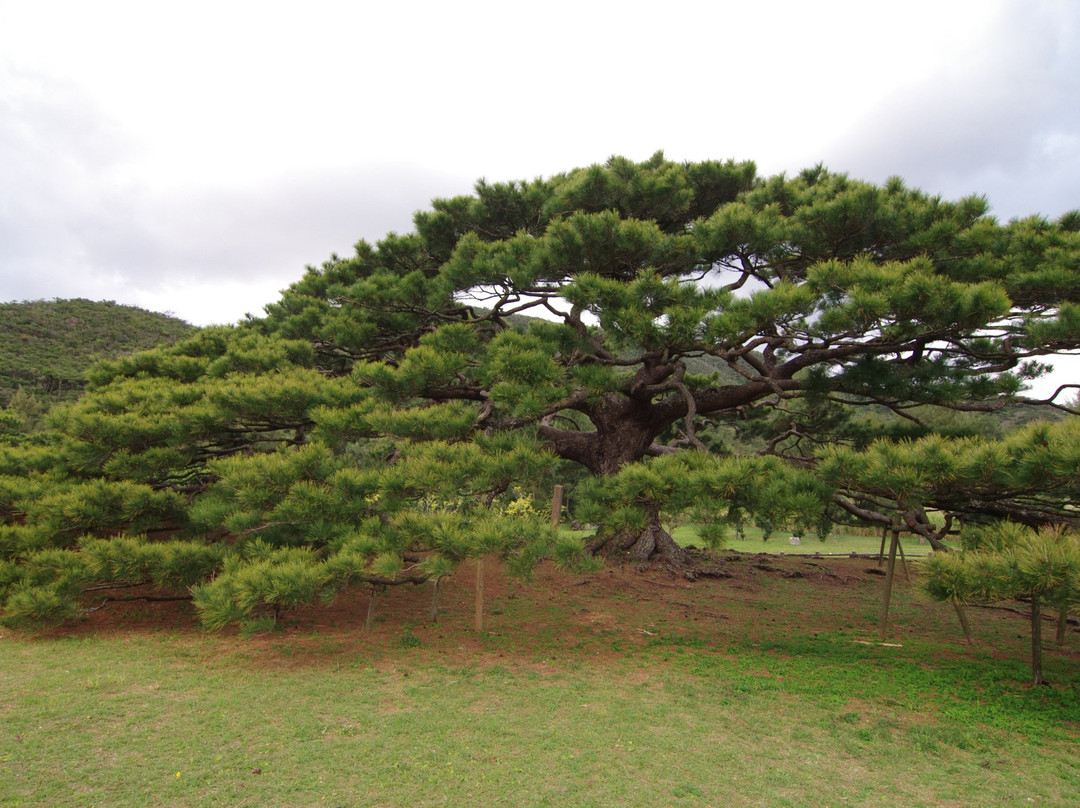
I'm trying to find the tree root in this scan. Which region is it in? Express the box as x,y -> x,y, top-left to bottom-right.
589,523 -> 696,579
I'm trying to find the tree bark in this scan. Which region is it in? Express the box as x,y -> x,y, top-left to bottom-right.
538,393 -> 670,476
1055,607 -> 1069,646
588,512 -> 692,574
538,393 -> 698,572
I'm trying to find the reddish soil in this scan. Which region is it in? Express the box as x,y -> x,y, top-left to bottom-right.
29,550 -> 1030,671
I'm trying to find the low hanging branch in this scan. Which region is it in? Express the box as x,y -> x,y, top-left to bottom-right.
831,493 -> 953,553
82,580 -> 151,593
83,593 -> 193,614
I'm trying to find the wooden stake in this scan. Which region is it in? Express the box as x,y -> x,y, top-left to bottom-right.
1031,599 -> 1044,686
551,484 -> 564,531
365,586 -> 377,632
952,599 -> 974,645
1056,608 -> 1070,646
878,527 -> 900,641
474,556 -> 484,632
429,578 -> 441,623
897,535 -> 910,582
877,527 -> 888,567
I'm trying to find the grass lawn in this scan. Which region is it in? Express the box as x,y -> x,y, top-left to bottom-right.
568,523 -> 947,556
2,554 -> 1078,807
669,524 -> 948,556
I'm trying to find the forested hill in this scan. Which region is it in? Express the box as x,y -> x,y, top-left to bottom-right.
0,299 -> 196,406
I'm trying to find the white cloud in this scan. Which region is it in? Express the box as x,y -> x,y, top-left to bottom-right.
1,0 -> 1077,369
815,1 -> 1080,219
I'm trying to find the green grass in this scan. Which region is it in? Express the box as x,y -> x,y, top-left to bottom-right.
671,524 -> 945,555
2,562 -> 1078,807
568,523 -> 945,555
4,634 -> 1078,807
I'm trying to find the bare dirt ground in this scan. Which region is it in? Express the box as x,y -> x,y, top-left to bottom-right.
38,550 -> 1043,671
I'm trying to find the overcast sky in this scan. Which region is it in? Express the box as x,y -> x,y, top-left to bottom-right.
1,1 -> 1078,395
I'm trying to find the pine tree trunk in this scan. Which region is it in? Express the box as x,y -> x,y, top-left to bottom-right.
537,394 -> 670,478
588,511 -> 692,574
539,395 -> 699,576
1031,599 -> 1044,686
952,599 -> 974,645
1056,607 -> 1069,646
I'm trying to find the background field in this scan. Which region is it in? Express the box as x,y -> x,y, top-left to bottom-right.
2,553 -> 1077,807
566,524 -> 946,556
670,525 -> 942,556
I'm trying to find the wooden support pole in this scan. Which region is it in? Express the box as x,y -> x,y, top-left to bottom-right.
365,586 -> 377,632
877,527 -> 888,566
551,484 -> 564,530
878,526 -> 900,641
952,599 -> 974,645
429,578 -> 441,623
897,535 -> 910,582
1031,599 -> 1044,686
474,556 -> 485,633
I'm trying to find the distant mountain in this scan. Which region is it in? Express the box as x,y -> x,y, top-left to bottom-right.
0,299 -> 196,407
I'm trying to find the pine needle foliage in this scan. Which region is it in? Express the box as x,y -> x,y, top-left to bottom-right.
924,526 -> 1080,685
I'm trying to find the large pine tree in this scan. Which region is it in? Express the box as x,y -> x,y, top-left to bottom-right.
253,153 -> 1080,561
3,153 -> 1080,625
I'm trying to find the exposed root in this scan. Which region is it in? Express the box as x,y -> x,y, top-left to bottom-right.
588,523 -> 696,579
